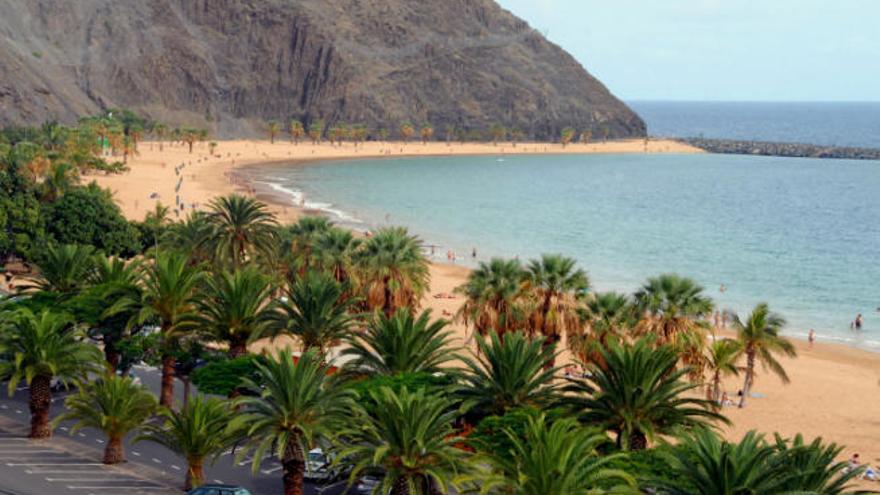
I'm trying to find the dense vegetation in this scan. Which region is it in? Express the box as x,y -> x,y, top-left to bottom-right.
0,116 -> 871,495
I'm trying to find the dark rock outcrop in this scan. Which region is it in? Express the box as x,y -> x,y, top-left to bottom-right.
0,0 -> 645,139
680,138 -> 880,161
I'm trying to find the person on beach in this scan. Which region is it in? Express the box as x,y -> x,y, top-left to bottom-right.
854,314 -> 863,330
472,247 -> 477,258
719,284 -> 726,294
808,329 -> 815,348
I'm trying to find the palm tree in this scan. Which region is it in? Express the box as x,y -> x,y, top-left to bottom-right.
560,128 -> 576,147
509,128 -> 524,146
771,433 -> 871,494
203,194 -> 278,269
525,254 -> 589,367
458,332 -> 558,418
563,339 -> 727,450
580,130 -> 593,144
657,430 -> 789,495
455,258 -> 527,338
342,309 -> 455,376
633,274 -> 713,348
163,211 -> 212,266
279,216 -> 333,277
0,309 -> 102,438
400,122 -> 415,143
191,267 -> 275,358
266,271 -> 359,355
476,414 -> 635,495
234,349 -> 352,495
181,128 -> 199,153
267,121 -> 281,144
489,124 -> 507,145
314,227 -> 361,284
153,123 -> 169,151
354,227 -> 429,317
420,124 -> 434,144
41,161 -> 79,201
289,120 -> 304,144
341,386 -> 471,495
24,243 -> 96,296
571,292 -> 634,368
75,255 -> 144,372
308,120 -> 324,145
56,375 -> 157,464
115,252 -> 203,407
705,338 -> 742,403
137,396 -> 240,490
733,303 -> 795,408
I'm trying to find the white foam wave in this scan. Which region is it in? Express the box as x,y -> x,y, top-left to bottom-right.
262,181 -> 362,224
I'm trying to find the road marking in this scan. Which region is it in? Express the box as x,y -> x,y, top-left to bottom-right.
60,426 -> 69,431
214,479 -> 224,484
132,451 -> 141,456
0,404 -> 7,409
151,457 -> 162,464
171,464 -> 181,471
14,409 -> 21,414
78,433 -> 86,437
27,469 -> 110,474
261,465 -> 283,474
66,486 -> 163,490
95,439 -> 104,444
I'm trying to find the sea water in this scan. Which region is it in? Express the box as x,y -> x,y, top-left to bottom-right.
630,101 -> 880,148
253,152 -> 880,351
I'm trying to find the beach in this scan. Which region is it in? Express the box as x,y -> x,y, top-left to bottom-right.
90,138 -> 880,483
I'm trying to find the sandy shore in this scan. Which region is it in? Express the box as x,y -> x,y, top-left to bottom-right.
89,139 -> 880,483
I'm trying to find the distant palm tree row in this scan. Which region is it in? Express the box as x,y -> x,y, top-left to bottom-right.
266,119 -> 614,147
0,193 -> 864,495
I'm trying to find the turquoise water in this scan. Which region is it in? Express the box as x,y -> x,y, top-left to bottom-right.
254,153 -> 880,351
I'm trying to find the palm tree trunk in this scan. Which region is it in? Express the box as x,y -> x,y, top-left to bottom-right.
182,378 -> 192,410
739,349 -> 755,408
103,435 -> 125,464
185,457 -> 205,491
712,370 -> 721,403
104,337 -> 121,374
540,293 -> 556,369
160,354 -> 176,408
282,437 -> 305,495
628,429 -> 648,451
383,276 -> 394,318
390,476 -> 410,495
28,375 -> 52,439
228,340 -> 248,358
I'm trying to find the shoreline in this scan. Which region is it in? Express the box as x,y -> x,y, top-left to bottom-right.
87,139 -> 880,479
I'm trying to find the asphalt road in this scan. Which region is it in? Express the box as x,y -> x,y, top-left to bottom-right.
0,366 -> 356,495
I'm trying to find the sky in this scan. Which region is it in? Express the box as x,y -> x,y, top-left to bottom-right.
495,0 -> 880,102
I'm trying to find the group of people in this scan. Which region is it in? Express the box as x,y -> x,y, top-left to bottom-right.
848,453 -> 879,481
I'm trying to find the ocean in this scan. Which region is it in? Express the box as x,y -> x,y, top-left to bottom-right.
630,101 -> 880,148
250,102 -> 880,351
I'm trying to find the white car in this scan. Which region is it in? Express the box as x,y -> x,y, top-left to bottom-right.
304,448 -> 341,482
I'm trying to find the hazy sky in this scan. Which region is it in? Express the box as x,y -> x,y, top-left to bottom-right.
495,0 -> 879,102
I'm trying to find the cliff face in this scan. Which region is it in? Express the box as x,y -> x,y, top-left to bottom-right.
0,0 -> 645,139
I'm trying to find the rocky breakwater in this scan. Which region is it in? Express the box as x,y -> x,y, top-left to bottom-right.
680,138 -> 880,161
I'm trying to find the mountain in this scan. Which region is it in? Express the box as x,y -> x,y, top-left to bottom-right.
0,0 -> 645,139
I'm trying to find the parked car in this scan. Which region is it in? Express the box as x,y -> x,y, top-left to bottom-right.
185,484 -> 252,495
355,475 -> 382,494
305,448 -> 343,482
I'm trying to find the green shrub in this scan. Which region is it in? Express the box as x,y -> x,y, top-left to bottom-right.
41,183 -> 141,256
346,371 -> 454,399
192,356 -> 261,396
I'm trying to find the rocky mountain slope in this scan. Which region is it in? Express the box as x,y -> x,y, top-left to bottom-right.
0,0 -> 645,139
